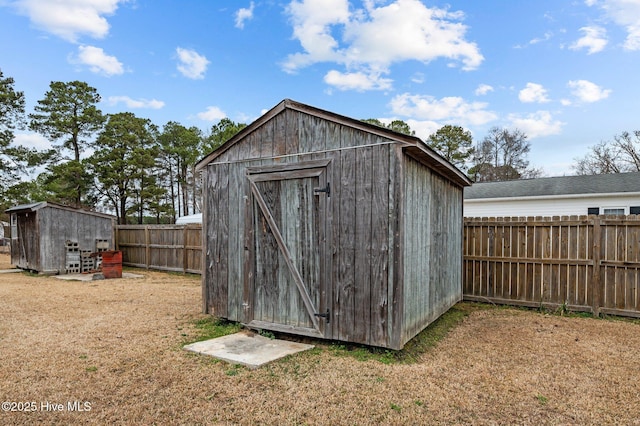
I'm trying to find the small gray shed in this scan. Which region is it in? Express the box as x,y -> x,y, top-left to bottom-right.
196,99 -> 471,349
6,202 -> 115,274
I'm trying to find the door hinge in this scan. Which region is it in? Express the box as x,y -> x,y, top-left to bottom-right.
314,182 -> 330,198
314,308 -> 330,323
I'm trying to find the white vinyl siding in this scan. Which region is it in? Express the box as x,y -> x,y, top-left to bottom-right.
465,194 -> 640,218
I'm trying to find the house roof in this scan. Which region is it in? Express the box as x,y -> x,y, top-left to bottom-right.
465,172 -> 640,200
196,99 -> 471,187
5,201 -> 115,219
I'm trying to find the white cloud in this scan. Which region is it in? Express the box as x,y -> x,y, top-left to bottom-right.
405,119 -> 443,141
11,0 -> 124,42
283,0 -> 350,72
567,79 -> 611,102
411,72 -> 425,84
71,45 -> 124,76
372,117 -> 442,142
323,69 -> 392,91
519,82 -> 550,103
176,47 -> 210,79
107,96 -> 165,109
507,111 -> 564,139
626,26 -> 640,50
588,0 -> 640,50
514,31 -> 555,49
14,132 -> 52,151
570,26 -> 608,54
475,84 -> 494,96
197,106 -> 227,121
529,31 -> 553,45
283,0 -> 483,90
512,114 -> 562,140
235,2 -> 255,29
342,0 -> 483,70
390,93 -> 497,126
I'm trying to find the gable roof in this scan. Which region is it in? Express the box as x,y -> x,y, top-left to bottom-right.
196,99 -> 471,187
6,201 -> 115,219
5,202 -> 44,213
465,172 -> 640,200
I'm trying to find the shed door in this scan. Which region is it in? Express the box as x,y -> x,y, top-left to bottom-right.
15,213 -> 38,270
246,161 -> 330,338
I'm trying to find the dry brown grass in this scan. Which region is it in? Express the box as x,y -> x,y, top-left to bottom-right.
1,252 -> 639,425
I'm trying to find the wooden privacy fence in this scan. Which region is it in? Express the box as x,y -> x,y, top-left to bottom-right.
115,224 -> 202,274
464,215 -> 640,318
114,217 -> 640,319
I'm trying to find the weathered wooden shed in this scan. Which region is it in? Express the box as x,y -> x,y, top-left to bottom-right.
196,99 -> 471,349
6,202 -> 115,274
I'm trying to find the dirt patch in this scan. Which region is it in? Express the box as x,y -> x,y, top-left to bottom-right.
1,252 -> 639,425
0,252 -> 13,269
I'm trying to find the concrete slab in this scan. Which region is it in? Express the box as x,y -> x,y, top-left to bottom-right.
183,332 -> 315,369
54,272 -> 144,282
0,269 -> 21,274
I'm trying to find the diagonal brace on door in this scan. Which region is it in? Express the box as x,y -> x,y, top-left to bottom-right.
248,179 -> 321,331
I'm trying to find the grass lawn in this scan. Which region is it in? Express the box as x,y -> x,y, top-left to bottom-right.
1,253 -> 639,425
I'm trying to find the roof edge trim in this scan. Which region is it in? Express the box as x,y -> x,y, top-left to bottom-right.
465,191 -> 640,202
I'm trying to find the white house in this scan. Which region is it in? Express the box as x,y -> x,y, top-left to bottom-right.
464,172 -> 640,218
175,213 -> 202,224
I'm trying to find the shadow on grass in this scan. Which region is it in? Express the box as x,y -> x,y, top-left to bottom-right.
328,302 -> 491,365
183,303 -> 490,365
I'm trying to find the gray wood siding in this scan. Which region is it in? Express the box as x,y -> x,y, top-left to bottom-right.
40,208 -> 113,272
200,103 -> 467,349
401,156 -> 463,346
203,109 -> 401,347
203,162 -> 230,318
213,109 -> 385,164
332,141 -> 397,347
11,206 -> 113,273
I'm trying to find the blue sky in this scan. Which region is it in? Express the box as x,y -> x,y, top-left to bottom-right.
1,0 -> 639,176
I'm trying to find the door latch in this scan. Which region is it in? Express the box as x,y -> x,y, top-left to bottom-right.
314,182 -> 330,197
314,308 -> 330,323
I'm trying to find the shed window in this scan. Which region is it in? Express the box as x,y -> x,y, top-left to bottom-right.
603,208 -> 625,215
630,206 -> 640,215
587,207 -> 599,215
10,214 -> 17,240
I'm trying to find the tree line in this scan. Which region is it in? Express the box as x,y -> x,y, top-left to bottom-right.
364,119 -> 542,181
366,116 -> 640,181
0,70 -> 245,224
1,68 -> 638,223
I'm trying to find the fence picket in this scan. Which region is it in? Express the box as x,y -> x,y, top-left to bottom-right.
463,215 -> 640,318
115,224 -> 202,274
115,216 -> 640,319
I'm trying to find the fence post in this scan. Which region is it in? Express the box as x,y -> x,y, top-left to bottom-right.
591,216 -> 601,317
183,225 -> 188,274
114,222 -> 119,251
144,225 -> 150,270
